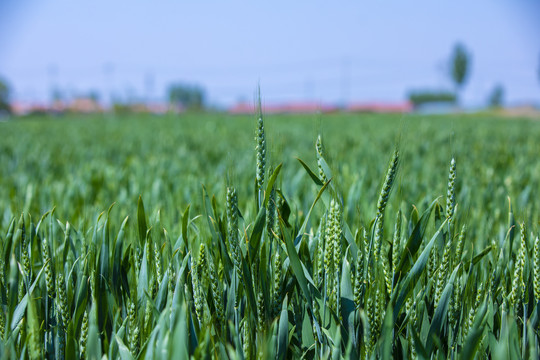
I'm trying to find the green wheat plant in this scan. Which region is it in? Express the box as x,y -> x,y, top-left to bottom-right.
0,102 -> 539,359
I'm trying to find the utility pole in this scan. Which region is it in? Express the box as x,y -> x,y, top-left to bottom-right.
304,78 -> 314,101
47,64 -> 58,105
341,57 -> 350,108
144,71 -> 155,104
103,62 -> 115,108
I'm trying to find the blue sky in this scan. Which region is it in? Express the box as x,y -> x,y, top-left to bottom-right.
0,0 -> 539,107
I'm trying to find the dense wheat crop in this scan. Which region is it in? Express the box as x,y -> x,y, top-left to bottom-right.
0,110 -> 539,359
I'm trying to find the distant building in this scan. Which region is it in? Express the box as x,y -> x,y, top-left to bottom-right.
146,102 -> 171,114
229,100 -> 412,115
346,101 -> 412,113
228,102 -> 254,114
229,101 -> 338,115
500,105 -> 540,119
10,98 -> 102,115
10,101 -> 49,116
50,100 -> 67,113
68,98 -> 103,113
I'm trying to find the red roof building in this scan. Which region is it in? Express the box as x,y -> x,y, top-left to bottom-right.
346,101 -> 412,113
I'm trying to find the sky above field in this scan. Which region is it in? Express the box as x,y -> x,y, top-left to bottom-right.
0,0 -> 539,107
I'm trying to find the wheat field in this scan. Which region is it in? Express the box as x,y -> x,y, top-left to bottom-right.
0,110 -> 539,359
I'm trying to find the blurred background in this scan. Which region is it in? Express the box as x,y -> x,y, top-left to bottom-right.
0,0 -> 539,116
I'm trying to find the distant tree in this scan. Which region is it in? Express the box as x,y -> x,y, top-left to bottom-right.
488,84 -> 504,108
88,90 -> 100,103
0,77 -> 11,114
408,90 -> 457,107
51,88 -> 64,102
167,83 -> 205,110
449,43 -> 471,101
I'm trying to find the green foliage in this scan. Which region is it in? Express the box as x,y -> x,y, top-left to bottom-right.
167,83 -> 205,110
0,111 -> 540,358
408,91 -> 457,106
0,76 -> 11,115
488,84 -> 505,108
450,42 -> 471,90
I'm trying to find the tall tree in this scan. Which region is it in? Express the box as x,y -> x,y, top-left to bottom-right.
0,77 -> 11,114
488,84 -> 504,108
167,83 -> 205,110
449,43 -> 471,101
536,53 -> 540,108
